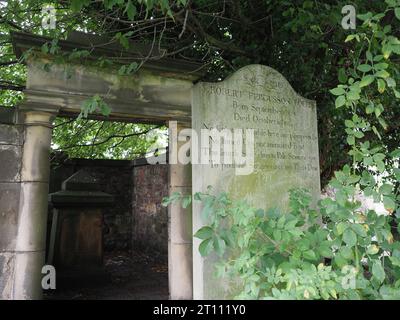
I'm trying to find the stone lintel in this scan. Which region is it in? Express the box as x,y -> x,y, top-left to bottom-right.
19,88 -> 191,124
11,31 -> 205,81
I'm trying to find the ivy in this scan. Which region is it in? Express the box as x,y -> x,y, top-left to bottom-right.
78,94 -> 111,120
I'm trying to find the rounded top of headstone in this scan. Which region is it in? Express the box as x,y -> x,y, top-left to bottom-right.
214,64 -> 315,105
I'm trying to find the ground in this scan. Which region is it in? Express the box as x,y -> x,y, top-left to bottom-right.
44,250 -> 169,300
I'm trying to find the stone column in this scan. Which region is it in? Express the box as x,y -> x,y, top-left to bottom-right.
13,111 -> 54,300
168,121 -> 193,300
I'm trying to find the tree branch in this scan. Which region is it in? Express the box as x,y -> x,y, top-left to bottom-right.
56,125 -> 162,150
0,83 -> 25,91
0,60 -> 19,67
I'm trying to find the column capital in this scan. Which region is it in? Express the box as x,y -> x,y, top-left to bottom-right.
22,110 -> 57,128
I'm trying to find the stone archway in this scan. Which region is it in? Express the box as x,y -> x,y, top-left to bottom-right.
0,31 -> 204,300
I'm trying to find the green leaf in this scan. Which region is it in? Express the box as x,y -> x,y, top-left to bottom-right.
335,95 -> 346,108
351,223 -> 367,237
366,51 -> 373,61
71,0 -> 89,12
374,62 -> 388,70
340,246 -> 354,260
303,249 -> 317,260
373,153 -> 385,162
383,196 -> 396,211
377,79 -> 386,93
193,192 -> 202,201
380,286 -> 400,299
338,68 -> 348,84
194,226 -> 214,240
354,131 -> 364,139
99,100 -> 111,116
277,215 -> 286,229
221,230 -> 235,247
347,135 -> 355,145
373,124 -> 382,140
161,196 -> 171,207
337,222 -> 348,235
366,244 -> 379,255
378,117 -> 388,130
357,64 -> 372,72
376,160 -> 386,173
334,253 -> 347,268
343,229 -> 357,247
124,0 -> 137,20
372,260 -> 385,284
391,149 -> 400,158
359,75 -> 375,87
386,77 -> 396,88
374,104 -> 383,117
213,237 -> 226,257
366,103 -> 375,114
41,43 -> 49,54
395,8 -> 400,20
375,70 -> 390,79
394,168 -> 400,181
199,238 -> 213,256
182,195 -> 192,208
382,44 -> 392,59
201,203 -> 213,220
330,87 -> 346,96
389,250 -> 400,267
345,120 -> 354,128
273,229 -> 282,241
380,184 -> 393,195
318,245 -> 333,258
345,34 -> 357,42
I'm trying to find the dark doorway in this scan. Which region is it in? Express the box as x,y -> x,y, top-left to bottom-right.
44,119 -> 169,300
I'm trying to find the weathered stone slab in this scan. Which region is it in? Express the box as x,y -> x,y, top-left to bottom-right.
0,124 -> 23,145
0,145 -> 22,182
0,108 -> 16,125
22,58 -> 196,125
192,65 -> 320,299
0,183 -> 20,251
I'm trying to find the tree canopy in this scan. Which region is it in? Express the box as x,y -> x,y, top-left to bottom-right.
0,0 -> 399,185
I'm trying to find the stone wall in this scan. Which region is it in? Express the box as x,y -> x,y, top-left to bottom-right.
0,109 -> 24,299
49,159 -> 133,252
132,163 -> 169,257
50,158 -> 169,255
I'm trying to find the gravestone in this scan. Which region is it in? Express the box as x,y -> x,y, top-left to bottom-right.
48,170 -> 114,287
191,64 -> 320,299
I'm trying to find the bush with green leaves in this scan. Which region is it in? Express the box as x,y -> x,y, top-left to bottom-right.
164,1 -> 400,300
164,0 -> 400,300
163,186 -> 400,300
